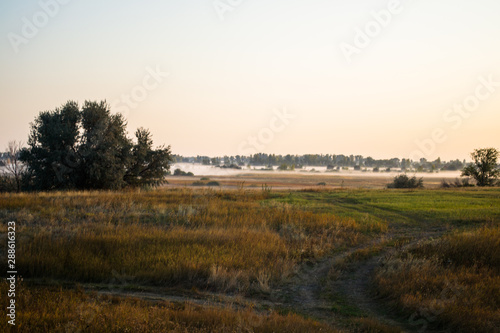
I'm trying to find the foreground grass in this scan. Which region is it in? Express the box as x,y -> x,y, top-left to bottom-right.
0,189 -> 379,292
0,282 -> 336,332
374,225 -> 500,332
1,187 -> 499,331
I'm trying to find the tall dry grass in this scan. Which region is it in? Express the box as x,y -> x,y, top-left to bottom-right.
0,188 -> 375,292
374,225 -> 500,332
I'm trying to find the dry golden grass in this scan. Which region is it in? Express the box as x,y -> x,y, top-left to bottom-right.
374,225 -> 500,332
0,188 -> 373,293
0,282 -> 337,332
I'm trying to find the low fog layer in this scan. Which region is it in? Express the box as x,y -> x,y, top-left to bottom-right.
170,163 -> 463,178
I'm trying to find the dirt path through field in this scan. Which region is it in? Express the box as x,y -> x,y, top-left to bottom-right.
84,228 -> 447,332
269,237 -> 400,328
330,229 -> 447,332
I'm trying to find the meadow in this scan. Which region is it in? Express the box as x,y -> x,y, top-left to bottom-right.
0,186 -> 499,332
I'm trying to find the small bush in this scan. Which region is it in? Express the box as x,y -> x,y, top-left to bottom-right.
190,181 -> 219,187
200,177 -> 210,181
218,164 -> 242,170
174,169 -> 195,176
317,182 -> 326,186
0,174 -> 16,193
441,178 -> 474,188
387,174 -> 423,189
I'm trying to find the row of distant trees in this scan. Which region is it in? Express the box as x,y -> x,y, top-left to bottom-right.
174,154 -> 470,171
1,101 -> 172,192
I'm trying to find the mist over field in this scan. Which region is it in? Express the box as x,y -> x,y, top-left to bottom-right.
171,163 -> 463,178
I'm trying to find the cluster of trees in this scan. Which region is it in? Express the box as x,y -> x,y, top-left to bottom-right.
2,101 -> 171,191
387,148 -> 499,188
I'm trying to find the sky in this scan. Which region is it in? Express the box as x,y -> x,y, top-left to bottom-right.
1,0 -> 499,161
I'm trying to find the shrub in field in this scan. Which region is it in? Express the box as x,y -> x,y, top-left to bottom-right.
440,178 -> 474,188
174,169 -> 194,176
387,174 -> 423,189
278,163 -> 295,171
0,174 -> 16,193
191,181 -> 219,187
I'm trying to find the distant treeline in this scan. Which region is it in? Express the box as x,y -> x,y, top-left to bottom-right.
172,154 -> 467,172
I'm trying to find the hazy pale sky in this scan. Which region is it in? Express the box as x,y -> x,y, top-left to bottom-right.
1,0 -> 499,160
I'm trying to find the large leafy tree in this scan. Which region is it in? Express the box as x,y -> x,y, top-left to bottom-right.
20,101 -> 171,190
461,148 -> 499,187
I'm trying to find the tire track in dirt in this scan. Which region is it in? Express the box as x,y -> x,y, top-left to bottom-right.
334,229 -> 448,332
95,288 -> 276,313
269,238 -> 390,326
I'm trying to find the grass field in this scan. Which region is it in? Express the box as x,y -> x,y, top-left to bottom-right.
374,225 -> 500,332
0,186 -> 499,332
